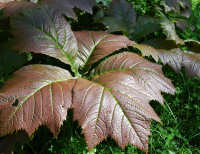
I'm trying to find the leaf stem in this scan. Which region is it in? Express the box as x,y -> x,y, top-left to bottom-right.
61,51 -> 81,77
69,59 -> 81,77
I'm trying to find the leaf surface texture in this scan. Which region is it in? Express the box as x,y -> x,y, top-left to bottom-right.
133,42 -> 200,79
0,65 -> 75,136
74,31 -> 133,70
10,6 -> 78,65
72,52 -> 175,152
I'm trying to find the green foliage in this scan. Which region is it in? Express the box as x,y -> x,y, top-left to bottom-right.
179,1 -> 200,40
149,66 -> 200,153
127,0 -> 161,15
191,0 -> 200,9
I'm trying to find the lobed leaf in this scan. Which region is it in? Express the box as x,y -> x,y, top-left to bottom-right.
0,52 -> 175,153
133,39 -> 180,62
158,49 -> 200,78
74,31 -> 133,70
10,6 -> 78,66
0,1 -> 182,152
133,42 -> 200,79
0,65 -> 75,136
72,52 -> 175,152
143,39 -> 200,53
159,15 -> 184,45
133,43 -> 161,62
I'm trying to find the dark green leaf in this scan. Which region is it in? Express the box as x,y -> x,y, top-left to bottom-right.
102,0 -> 136,34
133,16 -> 161,40
39,0 -> 96,19
0,48 -> 28,78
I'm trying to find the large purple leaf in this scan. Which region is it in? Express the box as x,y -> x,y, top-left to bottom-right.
0,65 -> 75,136
10,6 -> 78,65
72,52 -> 175,152
74,31 -> 133,70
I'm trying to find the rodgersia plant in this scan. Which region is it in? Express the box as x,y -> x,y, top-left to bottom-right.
0,0 -> 199,153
